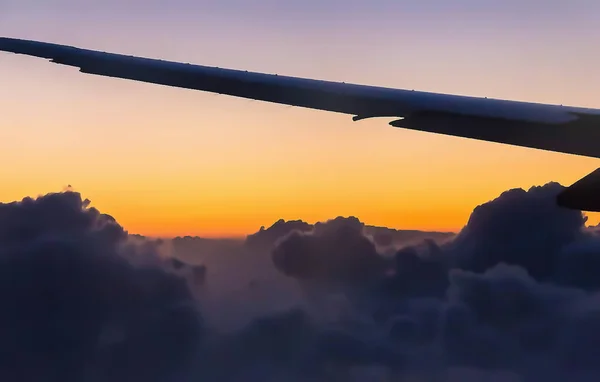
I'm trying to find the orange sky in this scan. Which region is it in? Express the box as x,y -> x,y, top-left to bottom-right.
1,1 -> 600,237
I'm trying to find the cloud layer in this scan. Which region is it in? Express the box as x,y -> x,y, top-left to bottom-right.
0,192 -> 202,382
1,182 -> 600,381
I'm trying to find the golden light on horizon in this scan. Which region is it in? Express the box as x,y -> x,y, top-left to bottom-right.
2,5 -> 599,238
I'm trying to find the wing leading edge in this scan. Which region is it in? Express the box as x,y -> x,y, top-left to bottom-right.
3,37 -> 600,158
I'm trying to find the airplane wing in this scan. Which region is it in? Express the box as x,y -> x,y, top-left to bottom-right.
2,37 -> 600,158
1,37 -> 600,211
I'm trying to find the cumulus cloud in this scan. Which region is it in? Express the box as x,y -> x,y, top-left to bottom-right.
264,182 -> 600,380
449,182 -> 588,280
272,216 -> 387,284
0,192 -> 202,382
245,219 -> 313,251
4,182 -> 600,381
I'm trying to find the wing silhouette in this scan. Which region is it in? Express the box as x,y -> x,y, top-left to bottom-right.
2,37 -> 600,158
2,37 -> 600,211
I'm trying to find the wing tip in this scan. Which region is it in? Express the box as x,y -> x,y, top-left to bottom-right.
0,37 -> 78,59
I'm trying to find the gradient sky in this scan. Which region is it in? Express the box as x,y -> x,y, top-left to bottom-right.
1,0 -> 600,237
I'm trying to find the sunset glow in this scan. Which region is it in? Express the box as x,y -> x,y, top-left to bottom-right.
2,0 -> 599,237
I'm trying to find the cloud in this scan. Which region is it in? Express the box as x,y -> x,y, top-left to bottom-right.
245,219 -> 313,251
0,191 -> 203,382
448,182 -> 587,280
4,182 -> 600,381
364,225 -> 455,250
263,182 -> 600,380
271,216 -> 387,283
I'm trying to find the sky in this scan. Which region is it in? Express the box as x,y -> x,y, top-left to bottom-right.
1,0 -> 600,237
